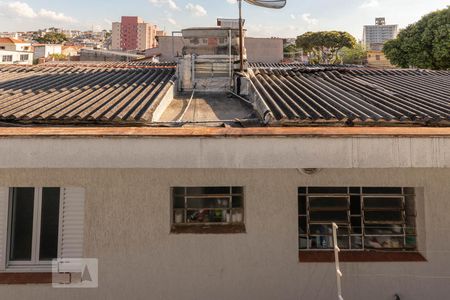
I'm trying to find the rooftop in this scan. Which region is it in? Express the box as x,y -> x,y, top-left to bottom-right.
0,62 -> 448,130
0,37 -> 27,44
249,66 -> 449,126
0,63 -> 176,125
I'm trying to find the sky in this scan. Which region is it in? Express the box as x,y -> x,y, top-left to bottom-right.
0,0 -> 448,40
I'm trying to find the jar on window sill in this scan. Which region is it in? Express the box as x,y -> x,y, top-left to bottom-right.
175,211 -> 183,224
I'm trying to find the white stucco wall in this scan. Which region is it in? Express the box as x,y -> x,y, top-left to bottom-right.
0,168 -> 449,300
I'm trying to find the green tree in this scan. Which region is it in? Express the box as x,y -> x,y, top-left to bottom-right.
36,32 -> 68,44
283,44 -> 301,59
383,7 -> 450,70
341,43 -> 367,65
296,31 -> 357,64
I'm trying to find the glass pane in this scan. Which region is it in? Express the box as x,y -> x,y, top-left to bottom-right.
364,197 -> 403,209
364,224 -> 403,235
187,209 -> 230,223
365,236 -> 404,249
187,197 -> 230,209
364,211 -> 403,223
299,236 -> 308,249
298,196 -> 306,215
351,236 -> 363,249
9,188 -> 35,261
172,187 -> 185,196
39,188 -> 60,261
310,236 -> 333,249
362,187 -> 402,194
232,196 -> 243,208
299,217 -> 307,234
351,217 -> 362,234
308,187 -> 348,194
350,195 -> 361,215
309,211 -> 348,223
405,236 -> 417,249
186,187 -> 230,196
349,187 -> 361,194
173,197 -> 185,209
310,224 -> 349,236
231,187 -> 243,194
298,187 -> 307,194
309,197 -> 348,209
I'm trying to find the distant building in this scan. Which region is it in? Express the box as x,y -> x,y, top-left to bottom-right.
0,38 -> 33,65
33,44 -> 62,59
363,18 -> 398,51
80,48 -> 144,62
111,16 -> 165,51
0,37 -> 31,52
367,50 -> 395,68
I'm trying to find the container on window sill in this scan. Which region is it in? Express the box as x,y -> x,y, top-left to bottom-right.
175,211 -> 183,224
232,211 -> 243,223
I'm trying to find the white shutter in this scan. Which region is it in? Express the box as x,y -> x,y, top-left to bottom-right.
58,187 -> 85,259
0,187 -> 9,271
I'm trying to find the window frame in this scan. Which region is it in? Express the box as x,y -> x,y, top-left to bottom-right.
2,55 -> 13,62
298,187 -> 417,253
170,186 -> 246,234
6,187 -> 63,271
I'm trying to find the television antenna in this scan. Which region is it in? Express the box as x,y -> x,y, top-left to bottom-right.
237,0 -> 287,71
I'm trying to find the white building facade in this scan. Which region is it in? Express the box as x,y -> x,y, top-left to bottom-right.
0,128 -> 449,300
363,18 -> 399,51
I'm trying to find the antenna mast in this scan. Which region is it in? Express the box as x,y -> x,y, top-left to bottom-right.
238,0 -> 244,72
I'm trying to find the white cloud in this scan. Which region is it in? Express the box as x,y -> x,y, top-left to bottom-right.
360,0 -> 379,8
149,0 -> 180,10
185,3 -> 207,17
167,17 -> 177,25
38,9 -> 76,23
290,14 -> 296,20
0,1 -> 76,23
226,0 -> 237,4
5,1 -> 37,18
301,13 -> 318,25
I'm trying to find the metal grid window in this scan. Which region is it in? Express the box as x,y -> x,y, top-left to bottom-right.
2,55 -> 13,62
171,187 -> 244,225
298,187 -> 417,251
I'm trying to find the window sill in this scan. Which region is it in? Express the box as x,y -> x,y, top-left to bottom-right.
171,224 -> 246,234
0,272 -> 54,284
299,251 -> 427,263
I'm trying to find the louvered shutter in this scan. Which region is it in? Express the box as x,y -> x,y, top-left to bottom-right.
0,187 -> 8,271
58,187 -> 85,259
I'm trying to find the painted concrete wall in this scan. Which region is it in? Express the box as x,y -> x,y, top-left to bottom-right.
0,168 -> 449,300
245,37 -> 283,63
0,137 -> 448,169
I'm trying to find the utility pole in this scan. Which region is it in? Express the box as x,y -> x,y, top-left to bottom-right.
238,0 -> 244,72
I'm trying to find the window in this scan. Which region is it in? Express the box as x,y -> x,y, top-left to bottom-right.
7,187 -> 60,267
171,187 -> 245,233
20,54 -> 29,61
298,187 -> 417,252
2,55 -> 13,62
376,55 -> 381,61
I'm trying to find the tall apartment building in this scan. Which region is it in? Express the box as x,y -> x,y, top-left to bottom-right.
363,18 -> 399,51
111,16 -> 165,51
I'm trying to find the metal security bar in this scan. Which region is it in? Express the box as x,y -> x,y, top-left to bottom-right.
298,187 -> 417,252
172,187 -> 244,225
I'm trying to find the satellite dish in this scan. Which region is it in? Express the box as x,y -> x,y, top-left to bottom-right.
236,0 -> 287,71
243,0 -> 287,9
